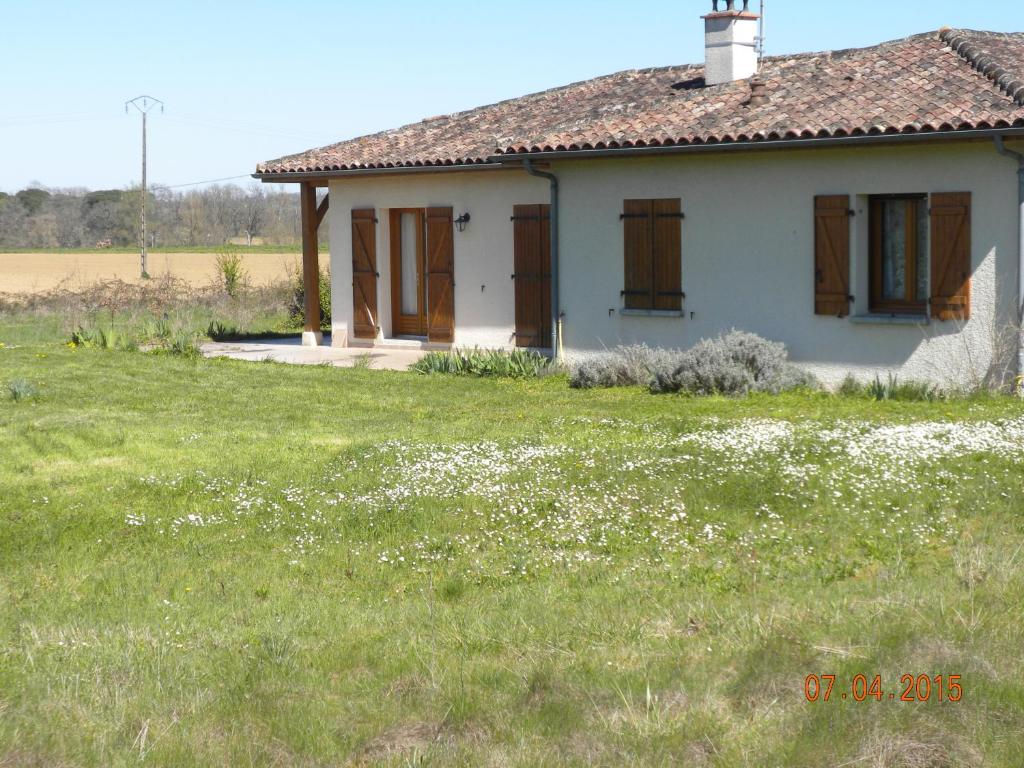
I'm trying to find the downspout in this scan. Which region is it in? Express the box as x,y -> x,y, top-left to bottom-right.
994,136 -> 1024,393
523,158 -> 562,358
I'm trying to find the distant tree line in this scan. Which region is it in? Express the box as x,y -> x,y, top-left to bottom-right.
0,184 -> 309,249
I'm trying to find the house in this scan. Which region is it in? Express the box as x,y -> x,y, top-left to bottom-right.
255,3 -> 1024,389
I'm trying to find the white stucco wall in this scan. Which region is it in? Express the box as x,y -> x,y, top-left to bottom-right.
327,169 -> 549,349
326,140 -> 1022,389
554,142 -> 1020,389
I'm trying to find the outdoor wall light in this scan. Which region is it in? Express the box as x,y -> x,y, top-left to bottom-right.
454,213 -> 471,232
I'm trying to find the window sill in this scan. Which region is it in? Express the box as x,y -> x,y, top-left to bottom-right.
619,309 -> 685,318
849,314 -> 930,326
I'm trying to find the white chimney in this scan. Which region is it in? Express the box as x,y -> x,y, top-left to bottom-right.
703,0 -> 760,86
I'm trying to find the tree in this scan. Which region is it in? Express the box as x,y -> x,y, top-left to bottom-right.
82,190 -> 135,246
0,183 -> 303,249
240,186 -> 266,246
16,188 -> 51,216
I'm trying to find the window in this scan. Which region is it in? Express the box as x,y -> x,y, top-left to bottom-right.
869,195 -> 928,314
622,198 -> 684,312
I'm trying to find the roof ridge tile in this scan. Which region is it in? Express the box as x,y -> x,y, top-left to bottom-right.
940,28 -> 1024,105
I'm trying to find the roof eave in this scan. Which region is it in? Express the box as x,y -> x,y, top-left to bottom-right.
252,162 -> 509,184
490,126 -> 1024,163
255,126 -> 1024,182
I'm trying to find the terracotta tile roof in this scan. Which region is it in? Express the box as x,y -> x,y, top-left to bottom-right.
256,29 -> 1024,176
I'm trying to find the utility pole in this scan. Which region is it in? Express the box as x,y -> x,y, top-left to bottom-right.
125,96 -> 163,278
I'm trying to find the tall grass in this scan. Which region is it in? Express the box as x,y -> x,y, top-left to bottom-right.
1,274 -> 293,348
838,373 -> 945,402
6,378 -> 38,401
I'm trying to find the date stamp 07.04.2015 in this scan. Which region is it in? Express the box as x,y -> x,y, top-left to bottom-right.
804,674 -> 963,704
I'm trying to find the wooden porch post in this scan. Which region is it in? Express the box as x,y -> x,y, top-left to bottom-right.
299,182 -> 322,347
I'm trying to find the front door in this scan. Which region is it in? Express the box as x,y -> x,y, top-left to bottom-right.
389,207 -> 455,341
390,209 -> 427,337
512,204 -> 552,348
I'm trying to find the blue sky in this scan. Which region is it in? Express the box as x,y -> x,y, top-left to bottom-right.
1,0 -> 1021,193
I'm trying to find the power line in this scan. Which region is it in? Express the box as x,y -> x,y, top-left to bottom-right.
161,174 -> 254,189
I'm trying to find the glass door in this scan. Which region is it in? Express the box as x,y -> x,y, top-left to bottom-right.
389,209 -> 427,337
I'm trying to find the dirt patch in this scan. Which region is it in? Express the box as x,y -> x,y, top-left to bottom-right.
356,721 -> 444,763
855,732 -> 982,768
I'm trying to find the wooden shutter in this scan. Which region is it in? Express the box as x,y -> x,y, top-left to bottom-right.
623,199 -> 653,310
652,198 -> 683,311
930,192 -> 971,321
814,195 -> 851,317
426,207 -> 455,343
512,204 -> 552,348
351,209 -> 378,339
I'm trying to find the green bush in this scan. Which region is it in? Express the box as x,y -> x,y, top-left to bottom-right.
413,348 -> 555,379
215,248 -> 248,298
288,263 -> 331,330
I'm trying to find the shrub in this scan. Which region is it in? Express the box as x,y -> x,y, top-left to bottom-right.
413,348 -> 554,379
215,248 -> 248,298
7,378 -> 38,402
69,326 -> 99,347
865,373 -> 943,402
837,373 -> 865,397
168,331 -> 203,359
207,320 -> 241,341
651,331 -> 816,396
569,344 -> 679,389
288,263 -> 331,329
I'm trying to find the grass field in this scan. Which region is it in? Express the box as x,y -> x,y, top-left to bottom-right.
0,249 -> 300,294
2,328 -> 1024,765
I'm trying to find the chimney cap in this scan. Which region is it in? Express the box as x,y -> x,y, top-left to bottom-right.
746,77 -> 770,107
704,0 -> 759,19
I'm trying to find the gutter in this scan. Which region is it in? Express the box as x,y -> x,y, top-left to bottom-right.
994,135 -> 1024,393
522,158 -> 562,358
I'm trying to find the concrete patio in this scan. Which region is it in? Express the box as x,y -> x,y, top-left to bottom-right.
201,336 -> 426,371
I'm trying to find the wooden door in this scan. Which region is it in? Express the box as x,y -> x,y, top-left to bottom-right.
512,204 -> 551,348
426,207 -> 455,343
351,209 -> 379,339
389,209 -> 427,336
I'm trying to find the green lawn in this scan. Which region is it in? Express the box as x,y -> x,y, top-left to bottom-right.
1,335 -> 1023,766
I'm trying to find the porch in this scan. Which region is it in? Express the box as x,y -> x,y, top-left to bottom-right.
201,336 -> 426,371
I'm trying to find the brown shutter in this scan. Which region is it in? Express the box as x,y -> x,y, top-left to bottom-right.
814,195 -> 851,317
652,198 -> 683,311
513,204 -> 552,348
623,199 -> 653,310
426,207 -> 455,343
351,209 -> 378,339
930,192 -> 971,321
